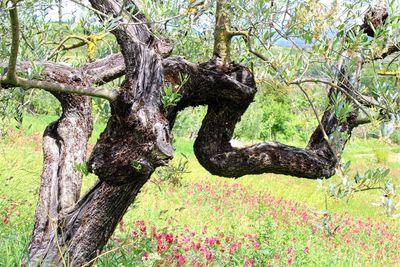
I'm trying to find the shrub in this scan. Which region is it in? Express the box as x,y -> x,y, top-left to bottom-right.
151,155 -> 190,189
374,148 -> 389,165
172,106 -> 207,138
390,130 -> 400,145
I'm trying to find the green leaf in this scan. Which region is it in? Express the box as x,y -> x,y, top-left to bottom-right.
131,160 -> 142,171
75,163 -> 89,176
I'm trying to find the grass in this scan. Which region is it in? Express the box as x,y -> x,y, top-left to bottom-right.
1,115 -> 400,266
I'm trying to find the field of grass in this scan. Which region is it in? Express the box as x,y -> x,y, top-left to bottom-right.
1,115 -> 400,266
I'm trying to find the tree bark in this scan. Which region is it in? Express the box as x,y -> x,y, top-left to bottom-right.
164,58 -> 355,179
16,0 -> 389,266
25,0 -> 173,265
23,66 -> 93,264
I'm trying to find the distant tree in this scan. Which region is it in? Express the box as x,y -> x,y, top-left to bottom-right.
0,0 -> 398,265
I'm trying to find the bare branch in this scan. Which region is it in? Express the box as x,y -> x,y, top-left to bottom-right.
6,0 -> 20,84
68,0 -> 109,17
1,61 -> 118,101
15,77 -> 118,101
80,53 -> 125,85
228,30 -> 248,37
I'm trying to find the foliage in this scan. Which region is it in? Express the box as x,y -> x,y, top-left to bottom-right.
0,88 -> 26,134
75,162 -> 89,176
319,158 -> 399,219
28,90 -> 61,116
162,73 -> 188,108
374,148 -> 389,165
151,154 -> 190,189
92,97 -> 111,123
330,92 -> 353,123
390,130 -> 400,145
131,160 -> 143,172
162,84 -> 182,108
235,81 -> 317,142
172,106 -> 207,138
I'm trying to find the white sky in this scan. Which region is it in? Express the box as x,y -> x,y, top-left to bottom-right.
47,0 -> 343,22
46,0 -> 87,21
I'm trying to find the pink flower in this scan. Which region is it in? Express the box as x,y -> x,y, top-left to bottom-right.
135,220 -> 145,226
175,253 -> 187,266
203,248 -> 213,261
229,243 -> 239,254
202,225 -> 208,235
165,233 -> 174,244
304,246 -> 310,254
2,216 -> 9,224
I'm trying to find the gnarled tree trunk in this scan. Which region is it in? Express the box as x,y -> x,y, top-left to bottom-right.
11,0 -> 388,266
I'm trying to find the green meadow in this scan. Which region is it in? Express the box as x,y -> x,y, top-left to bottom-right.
1,115 -> 399,266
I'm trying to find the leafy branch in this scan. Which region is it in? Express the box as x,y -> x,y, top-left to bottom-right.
1,2 -> 118,101
162,73 -> 188,108
319,161 -> 400,219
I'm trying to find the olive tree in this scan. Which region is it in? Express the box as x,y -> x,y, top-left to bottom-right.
0,0 -> 398,265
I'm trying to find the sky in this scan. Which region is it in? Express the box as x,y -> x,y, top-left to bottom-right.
46,0 -> 86,21
47,0 -> 344,22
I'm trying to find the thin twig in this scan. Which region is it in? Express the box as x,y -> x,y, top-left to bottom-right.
68,0 -> 109,17
47,35 -> 89,60
290,78 -> 370,117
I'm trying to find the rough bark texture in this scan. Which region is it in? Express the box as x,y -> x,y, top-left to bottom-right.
25,0 -> 173,265
86,0 -> 173,185
164,58 -> 353,179
23,65 -> 93,264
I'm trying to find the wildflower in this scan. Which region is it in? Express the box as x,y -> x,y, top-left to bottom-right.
202,225 -> 208,235
202,248 -> 213,261
165,233 -> 174,244
230,243 -> 239,254
3,216 -> 9,224
175,253 -> 186,266
119,219 -> 125,232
